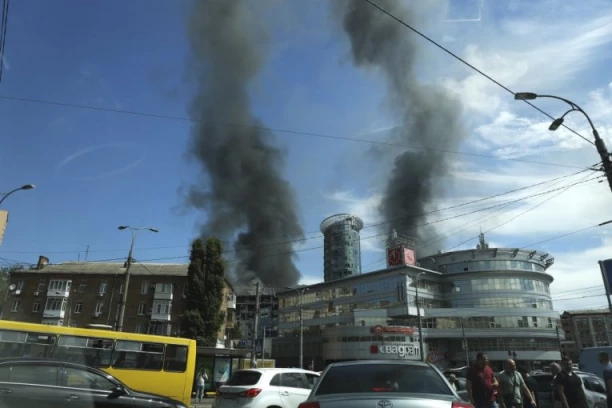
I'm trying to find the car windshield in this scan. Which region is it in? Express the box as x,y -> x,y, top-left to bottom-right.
225,371 -> 262,386
315,364 -> 453,396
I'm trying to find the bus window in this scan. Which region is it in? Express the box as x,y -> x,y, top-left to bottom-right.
112,341 -> 164,371
56,336 -> 113,368
164,345 -> 188,372
0,330 -> 55,358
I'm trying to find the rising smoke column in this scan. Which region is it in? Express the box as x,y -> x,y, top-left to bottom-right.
185,0 -> 304,287
336,0 -> 466,245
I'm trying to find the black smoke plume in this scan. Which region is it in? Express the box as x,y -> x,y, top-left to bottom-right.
336,0 -> 466,247
185,0 -> 304,288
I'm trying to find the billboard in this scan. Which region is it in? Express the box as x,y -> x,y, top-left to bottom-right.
0,210 -> 7,245
599,259 -> 612,295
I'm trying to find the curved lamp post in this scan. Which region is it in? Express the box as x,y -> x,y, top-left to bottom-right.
115,225 -> 159,332
514,92 -> 612,192
0,184 -> 35,207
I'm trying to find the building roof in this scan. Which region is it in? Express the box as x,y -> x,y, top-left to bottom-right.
11,262 -> 236,290
562,308 -> 610,316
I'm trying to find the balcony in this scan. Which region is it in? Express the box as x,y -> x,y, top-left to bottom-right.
154,283 -> 173,301
151,311 -> 171,322
47,280 -> 71,298
43,309 -> 65,319
227,293 -> 236,310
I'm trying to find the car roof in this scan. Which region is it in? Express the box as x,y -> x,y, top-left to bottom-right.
326,360 -> 434,369
236,368 -> 319,374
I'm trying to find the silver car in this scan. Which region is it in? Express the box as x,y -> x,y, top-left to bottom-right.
298,360 -> 474,408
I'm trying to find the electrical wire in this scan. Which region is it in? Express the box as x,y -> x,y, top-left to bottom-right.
0,93 -> 590,170
0,168 -> 597,257
364,0 -> 596,146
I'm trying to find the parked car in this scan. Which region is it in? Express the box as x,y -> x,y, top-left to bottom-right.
531,371 -> 607,408
213,368 -> 320,408
298,360 -> 473,408
0,357 -> 187,408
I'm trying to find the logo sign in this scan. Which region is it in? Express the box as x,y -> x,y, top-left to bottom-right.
370,325 -> 415,335
376,400 -> 393,408
370,343 -> 420,358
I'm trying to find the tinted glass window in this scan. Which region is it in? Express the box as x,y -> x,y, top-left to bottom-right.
582,376 -> 606,394
112,341 -> 164,370
269,374 -> 281,386
226,371 -> 262,386
282,372 -> 306,389
60,367 -> 116,391
164,345 -> 188,372
305,373 -> 319,389
56,336 -> 113,368
0,366 -> 8,382
315,364 -> 452,396
10,364 -> 58,386
0,330 -> 55,359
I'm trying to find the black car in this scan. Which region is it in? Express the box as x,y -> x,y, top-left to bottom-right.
0,358 -> 187,408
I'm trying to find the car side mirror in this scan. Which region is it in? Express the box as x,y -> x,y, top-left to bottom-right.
109,385 -> 126,398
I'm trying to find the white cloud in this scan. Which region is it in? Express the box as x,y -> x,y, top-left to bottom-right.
322,189 -> 383,225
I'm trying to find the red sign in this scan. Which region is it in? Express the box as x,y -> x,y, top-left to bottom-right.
370,325 -> 415,335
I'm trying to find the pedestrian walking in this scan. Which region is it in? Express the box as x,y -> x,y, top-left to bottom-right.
497,359 -> 536,408
467,352 -> 499,408
555,356 -> 588,408
195,370 -> 208,402
598,351 -> 612,408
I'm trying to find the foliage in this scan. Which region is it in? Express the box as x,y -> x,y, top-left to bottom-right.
181,238 -> 227,347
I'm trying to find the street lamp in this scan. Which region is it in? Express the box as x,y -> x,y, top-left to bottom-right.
414,271 -> 425,362
0,184 -> 35,207
285,285 -> 309,369
115,225 -> 159,332
514,92 -> 612,192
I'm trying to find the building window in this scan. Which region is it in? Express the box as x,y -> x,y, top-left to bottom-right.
153,300 -> 171,315
99,282 -> 107,295
49,280 -> 71,292
15,281 -> 24,291
45,298 -> 66,311
74,303 -> 83,314
157,283 -> 173,293
78,284 -> 86,293
138,303 -> 146,315
32,302 -> 41,313
141,282 -> 149,295
94,302 -> 104,315
36,281 -> 46,292
135,324 -> 142,333
10,300 -> 19,312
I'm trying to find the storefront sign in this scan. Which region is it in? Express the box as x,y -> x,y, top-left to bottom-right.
370,343 -> 420,358
370,325 -> 415,335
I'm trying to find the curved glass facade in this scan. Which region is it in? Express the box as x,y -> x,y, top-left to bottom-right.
438,259 -> 546,274
453,277 -> 550,294
321,215 -> 363,282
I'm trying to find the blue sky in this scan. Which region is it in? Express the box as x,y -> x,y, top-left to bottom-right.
2,0 -> 612,311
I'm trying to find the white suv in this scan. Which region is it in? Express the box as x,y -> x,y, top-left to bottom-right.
214,368 -> 319,408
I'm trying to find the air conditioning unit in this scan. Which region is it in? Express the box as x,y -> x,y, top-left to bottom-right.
33,292 -> 39,296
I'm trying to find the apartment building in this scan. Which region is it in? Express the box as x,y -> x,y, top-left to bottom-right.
2,257 -> 237,345
560,308 -> 612,361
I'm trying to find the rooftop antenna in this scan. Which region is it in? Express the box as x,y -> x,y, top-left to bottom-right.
85,245 -> 90,261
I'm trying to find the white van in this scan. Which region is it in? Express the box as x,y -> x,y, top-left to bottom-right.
579,346 -> 612,379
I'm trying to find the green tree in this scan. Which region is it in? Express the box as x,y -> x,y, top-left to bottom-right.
200,238 -> 226,346
181,238 -> 226,347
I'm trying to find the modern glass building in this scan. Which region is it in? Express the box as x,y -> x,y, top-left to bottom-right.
320,214 -> 364,282
272,233 -> 562,371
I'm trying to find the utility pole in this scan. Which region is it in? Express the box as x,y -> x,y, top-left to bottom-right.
250,281 -> 260,368
461,318 -> 470,367
415,272 -> 425,362
116,225 -> 158,332
556,326 -> 563,355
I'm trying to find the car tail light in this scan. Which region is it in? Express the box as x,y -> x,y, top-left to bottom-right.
298,403 -> 320,408
239,388 -> 262,398
451,402 -> 474,408
372,387 -> 393,392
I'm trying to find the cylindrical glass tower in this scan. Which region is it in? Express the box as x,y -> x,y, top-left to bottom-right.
320,214 -> 364,282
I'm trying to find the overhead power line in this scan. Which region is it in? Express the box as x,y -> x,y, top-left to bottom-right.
0,93 -> 588,170
364,0 -> 595,147
0,170 -> 597,259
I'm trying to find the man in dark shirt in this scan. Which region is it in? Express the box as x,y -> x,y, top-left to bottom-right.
467,352 -> 499,408
518,367 -> 538,408
598,351 -> 612,408
555,356 -> 588,408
